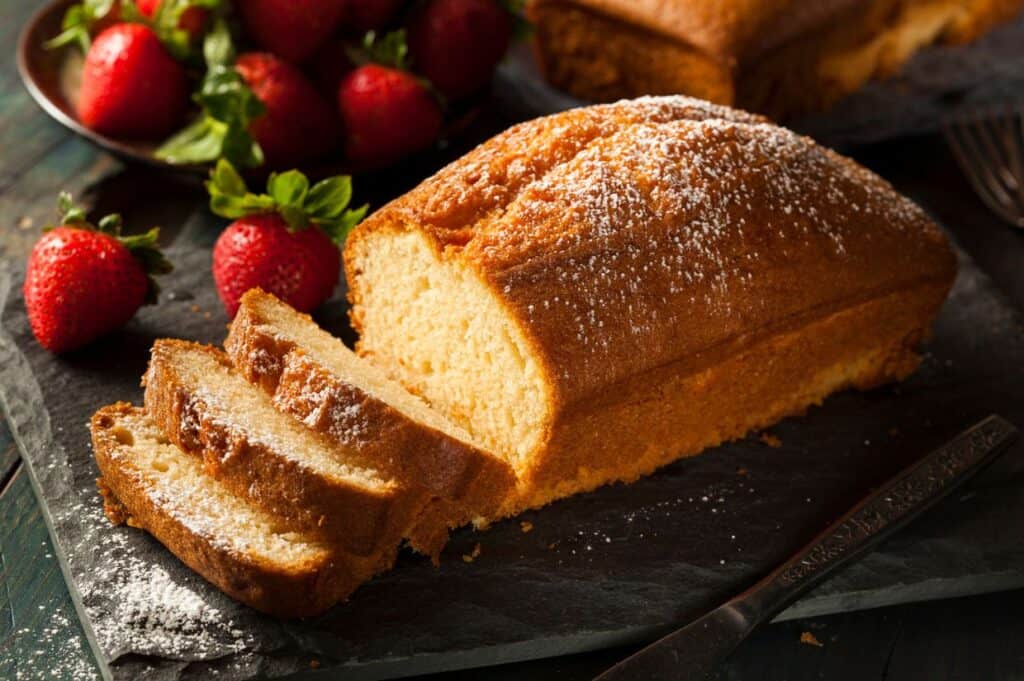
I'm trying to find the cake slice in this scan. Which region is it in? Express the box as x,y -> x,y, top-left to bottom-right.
142,339 -> 429,561
90,403 -> 361,617
224,288 -> 516,520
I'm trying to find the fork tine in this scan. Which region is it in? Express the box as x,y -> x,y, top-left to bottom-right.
943,123 -> 989,203
1005,106 -> 1024,207
953,119 -> 1016,208
944,122 -> 1006,206
977,116 -> 1017,190
943,119 -> 1023,226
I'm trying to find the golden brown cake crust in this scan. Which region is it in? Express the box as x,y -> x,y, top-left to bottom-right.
529,2 -> 736,105
527,0 -> 1024,117
142,339 -> 429,560
91,403 -> 358,618
530,0 -> 865,61
224,289 -> 516,519
345,96 -> 957,512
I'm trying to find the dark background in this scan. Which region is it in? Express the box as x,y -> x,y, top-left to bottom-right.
3,0 -> 1024,677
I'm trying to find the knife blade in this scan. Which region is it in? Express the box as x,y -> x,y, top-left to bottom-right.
594,414 -> 1019,681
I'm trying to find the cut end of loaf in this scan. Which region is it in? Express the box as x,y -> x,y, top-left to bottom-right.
346,227 -> 551,475
233,288 -> 482,453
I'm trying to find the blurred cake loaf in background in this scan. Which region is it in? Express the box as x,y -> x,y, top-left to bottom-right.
526,0 -> 1024,118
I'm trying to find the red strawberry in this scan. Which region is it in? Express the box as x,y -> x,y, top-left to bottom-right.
24,194 -> 172,354
207,161 -> 367,316
213,214 -> 340,317
238,0 -> 346,64
135,0 -> 208,40
407,0 -> 512,100
345,0 -> 405,31
76,23 -> 188,138
235,52 -> 340,168
338,64 -> 443,164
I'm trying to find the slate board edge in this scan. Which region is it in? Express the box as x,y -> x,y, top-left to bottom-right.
0,260 -> 115,681
773,571 -> 1024,622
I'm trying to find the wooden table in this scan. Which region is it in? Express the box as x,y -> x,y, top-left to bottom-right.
2,0 -> 1024,677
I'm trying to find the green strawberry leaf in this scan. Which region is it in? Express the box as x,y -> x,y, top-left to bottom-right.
363,29 -> 409,70
206,160 -> 369,245
156,117 -> 227,164
56,191 -> 90,227
96,213 -> 123,235
150,0 -> 222,61
201,9 -> 234,66
120,227 -> 174,304
268,170 -> 310,209
155,19 -> 265,168
317,203 -> 369,246
210,156 -> 247,196
45,0 -> 117,52
206,159 -> 275,218
277,204 -> 310,231
306,177 -> 353,219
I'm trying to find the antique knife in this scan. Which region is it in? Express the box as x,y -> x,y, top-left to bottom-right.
595,415 -> 1018,681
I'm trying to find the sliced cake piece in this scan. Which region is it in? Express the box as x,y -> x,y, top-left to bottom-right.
224,288 -> 516,520
142,339 -> 429,561
90,403 -> 361,617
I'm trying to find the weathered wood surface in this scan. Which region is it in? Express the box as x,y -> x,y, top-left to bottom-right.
1,0 -> 1024,675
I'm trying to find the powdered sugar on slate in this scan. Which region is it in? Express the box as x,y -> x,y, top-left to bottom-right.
53,490 -> 253,664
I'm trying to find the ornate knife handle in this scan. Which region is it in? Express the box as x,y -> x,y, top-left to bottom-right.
752,415 -> 1018,616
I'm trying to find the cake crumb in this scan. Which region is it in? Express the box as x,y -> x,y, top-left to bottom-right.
462,542 -> 482,563
309,659 -> 321,669
520,521 -> 534,533
800,632 -> 824,647
759,432 -> 782,448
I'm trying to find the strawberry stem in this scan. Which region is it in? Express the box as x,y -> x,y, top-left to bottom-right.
150,0 -> 221,60
206,160 -> 368,246
362,30 -> 410,70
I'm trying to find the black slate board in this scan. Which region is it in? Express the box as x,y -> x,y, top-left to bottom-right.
2,242 -> 1024,681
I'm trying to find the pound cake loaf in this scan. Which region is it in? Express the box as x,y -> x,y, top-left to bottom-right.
91,403 -> 357,617
527,0 -> 1024,118
225,288 -> 516,520
142,339 -> 430,563
344,95 -> 958,515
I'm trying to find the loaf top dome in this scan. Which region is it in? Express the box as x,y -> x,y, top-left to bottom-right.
346,96 -> 956,410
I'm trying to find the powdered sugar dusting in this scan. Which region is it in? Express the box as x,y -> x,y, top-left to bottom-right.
418,96 -> 938,392
88,541 -> 252,660
50,487 -> 255,667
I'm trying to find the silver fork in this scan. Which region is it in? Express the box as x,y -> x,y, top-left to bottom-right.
942,106 -> 1024,229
